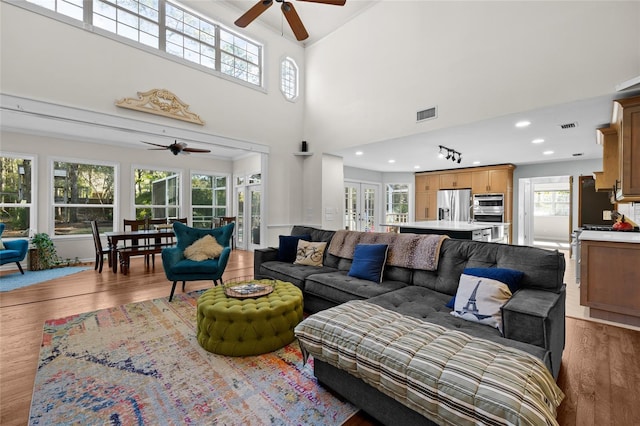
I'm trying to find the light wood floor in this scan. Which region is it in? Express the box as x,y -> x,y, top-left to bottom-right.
1,251 -> 639,426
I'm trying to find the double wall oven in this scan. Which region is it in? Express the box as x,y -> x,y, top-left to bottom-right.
472,193 -> 504,223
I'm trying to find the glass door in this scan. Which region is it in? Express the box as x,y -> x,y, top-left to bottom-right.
235,186 -> 245,249
344,182 -> 379,232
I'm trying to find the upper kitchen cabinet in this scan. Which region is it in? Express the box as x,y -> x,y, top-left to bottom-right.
593,127 -> 619,193
439,172 -> 472,189
415,174 -> 440,192
471,165 -> 514,194
612,95 -> 640,202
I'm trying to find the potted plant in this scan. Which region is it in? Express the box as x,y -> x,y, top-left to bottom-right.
29,233 -> 62,270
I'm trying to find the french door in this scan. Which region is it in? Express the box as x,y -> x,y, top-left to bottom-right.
235,177 -> 262,251
344,182 -> 379,232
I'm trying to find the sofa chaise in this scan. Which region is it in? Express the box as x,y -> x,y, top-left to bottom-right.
254,226 -> 566,425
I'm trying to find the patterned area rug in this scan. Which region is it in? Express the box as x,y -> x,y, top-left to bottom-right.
29,291 -> 358,425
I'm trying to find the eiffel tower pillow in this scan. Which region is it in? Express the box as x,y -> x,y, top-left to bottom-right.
451,268 -> 524,334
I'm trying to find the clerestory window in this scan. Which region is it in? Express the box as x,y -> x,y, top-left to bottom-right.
22,0 -> 263,87
280,57 -> 299,101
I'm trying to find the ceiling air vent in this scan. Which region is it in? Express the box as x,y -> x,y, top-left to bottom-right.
417,106 -> 437,122
559,121 -> 578,129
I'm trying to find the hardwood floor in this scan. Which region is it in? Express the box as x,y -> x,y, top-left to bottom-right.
1,251 -> 639,425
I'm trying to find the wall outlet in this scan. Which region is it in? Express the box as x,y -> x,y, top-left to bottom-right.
603,210 -> 612,220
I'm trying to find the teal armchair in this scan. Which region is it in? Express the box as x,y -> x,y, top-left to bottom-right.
0,223 -> 29,274
162,221 -> 235,301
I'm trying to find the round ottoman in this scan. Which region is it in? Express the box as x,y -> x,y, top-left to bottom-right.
196,280 -> 303,356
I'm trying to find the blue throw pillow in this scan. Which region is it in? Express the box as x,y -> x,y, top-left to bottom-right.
348,244 -> 389,283
278,235 -> 311,263
445,267 -> 524,309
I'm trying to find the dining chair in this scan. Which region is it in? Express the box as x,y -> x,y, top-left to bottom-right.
90,221 -> 111,273
217,216 -> 236,249
121,218 -> 153,274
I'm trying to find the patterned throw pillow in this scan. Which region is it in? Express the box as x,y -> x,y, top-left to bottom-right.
294,240 -> 327,267
184,235 -> 224,261
451,268 -> 524,334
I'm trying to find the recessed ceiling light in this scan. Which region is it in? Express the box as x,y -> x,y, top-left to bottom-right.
355,151 -> 363,156
472,161 -> 481,165
388,159 -> 396,163
532,138 -> 545,144
543,150 -> 554,155
515,120 -> 531,128
414,165 -> 421,169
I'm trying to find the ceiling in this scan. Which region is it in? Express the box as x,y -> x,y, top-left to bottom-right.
222,0 -> 378,45
331,93 -> 638,173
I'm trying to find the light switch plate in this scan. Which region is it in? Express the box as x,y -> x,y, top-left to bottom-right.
603,210 -> 612,220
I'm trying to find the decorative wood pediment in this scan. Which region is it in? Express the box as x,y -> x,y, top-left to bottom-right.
115,89 -> 204,125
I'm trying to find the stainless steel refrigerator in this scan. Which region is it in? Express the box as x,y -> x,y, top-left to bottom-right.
437,189 -> 472,222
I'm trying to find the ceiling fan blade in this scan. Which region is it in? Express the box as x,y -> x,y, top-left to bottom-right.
183,147 -> 212,153
281,2 -> 309,41
235,0 -> 273,28
142,141 -> 170,149
297,0 -> 346,5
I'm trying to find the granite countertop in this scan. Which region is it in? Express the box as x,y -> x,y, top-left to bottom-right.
386,221 -> 510,231
579,230 -> 640,244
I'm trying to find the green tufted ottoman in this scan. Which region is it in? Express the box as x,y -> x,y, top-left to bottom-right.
196,280 -> 304,356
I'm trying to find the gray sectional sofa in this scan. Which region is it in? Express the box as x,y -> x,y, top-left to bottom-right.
254,226 -> 566,425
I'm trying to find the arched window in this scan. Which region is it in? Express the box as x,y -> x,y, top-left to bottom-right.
280,57 -> 299,101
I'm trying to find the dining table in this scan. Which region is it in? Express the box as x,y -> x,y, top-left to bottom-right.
104,228 -> 175,273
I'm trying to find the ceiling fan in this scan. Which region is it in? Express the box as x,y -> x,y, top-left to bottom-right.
142,140 -> 211,156
235,0 -> 346,42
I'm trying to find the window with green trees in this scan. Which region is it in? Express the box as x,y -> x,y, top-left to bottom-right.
0,155 -> 34,237
134,168 -> 181,220
191,173 -> 227,228
52,160 -> 116,235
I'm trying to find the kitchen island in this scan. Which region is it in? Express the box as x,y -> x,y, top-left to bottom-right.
384,220 -> 510,242
579,230 -> 640,327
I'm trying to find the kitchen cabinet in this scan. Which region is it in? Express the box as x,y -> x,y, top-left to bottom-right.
415,174 -> 440,192
612,95 -> 640,201
415,191 -> 437,221
593,127 -> 619,192
580,237 -> 640,327
471,168 -> 510,194
439,172 -> 471,189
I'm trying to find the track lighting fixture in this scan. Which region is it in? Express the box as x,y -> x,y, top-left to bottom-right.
438,145 -> 462,164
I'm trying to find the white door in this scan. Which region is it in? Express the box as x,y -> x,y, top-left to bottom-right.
235,175 -> 262,251
344,182 -> 379,232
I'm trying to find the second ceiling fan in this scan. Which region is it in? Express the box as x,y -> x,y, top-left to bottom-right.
235,0 -> 346,42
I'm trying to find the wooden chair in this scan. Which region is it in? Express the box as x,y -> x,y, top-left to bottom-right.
90,221 -> 111,273
120,218 -> 153,274
216,216 -> 236,249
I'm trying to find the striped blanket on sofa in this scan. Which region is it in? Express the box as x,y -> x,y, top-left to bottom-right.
295,300 -> 564,426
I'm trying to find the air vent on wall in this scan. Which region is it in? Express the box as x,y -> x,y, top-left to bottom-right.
559,121 -> 578,129
417,106 -> 437,122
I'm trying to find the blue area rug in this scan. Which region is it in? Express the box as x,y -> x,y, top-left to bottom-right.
0,267 -> 90,292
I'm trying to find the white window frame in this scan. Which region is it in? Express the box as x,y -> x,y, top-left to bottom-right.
50,156 -> 118,237
280,56 -> 299,101
0,152 -> 37,238
190,170 -> 230,228
132,165 -> 183,223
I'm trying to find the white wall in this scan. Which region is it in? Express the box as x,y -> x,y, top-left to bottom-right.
0,0 -> 307,247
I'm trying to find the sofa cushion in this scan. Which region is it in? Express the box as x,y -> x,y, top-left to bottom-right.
259,261 -> 339,290
366,286 -> 549,366
304,271 -> 406,305
278,234 -> 311,263
348,244 -> 389,283
294,241 -> 327,267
